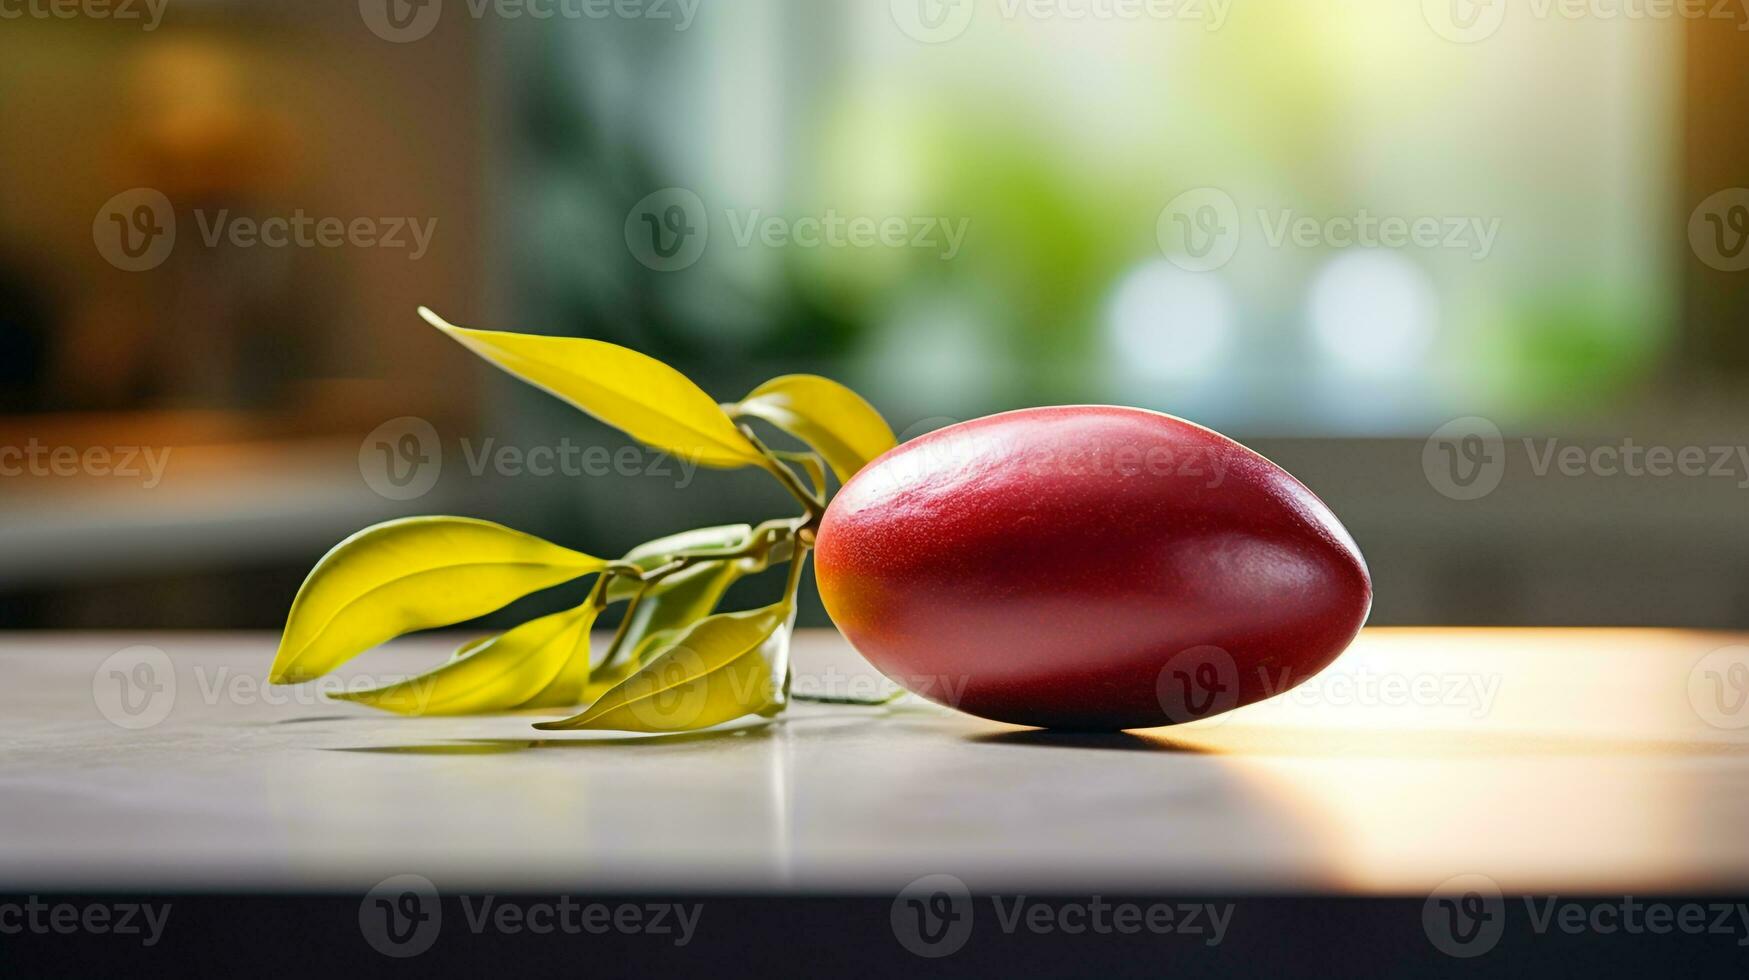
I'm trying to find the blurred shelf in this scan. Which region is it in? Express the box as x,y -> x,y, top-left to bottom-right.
0,432 -> 468,588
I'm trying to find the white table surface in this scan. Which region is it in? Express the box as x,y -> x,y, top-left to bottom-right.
3,628 -> 1747,894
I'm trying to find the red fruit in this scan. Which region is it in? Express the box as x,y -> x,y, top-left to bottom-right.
814,406 -> 1371,731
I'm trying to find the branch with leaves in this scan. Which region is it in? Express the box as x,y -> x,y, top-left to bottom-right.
267,308 -> 897,733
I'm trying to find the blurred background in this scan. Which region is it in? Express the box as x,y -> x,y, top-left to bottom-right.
2,0 -> 1746,631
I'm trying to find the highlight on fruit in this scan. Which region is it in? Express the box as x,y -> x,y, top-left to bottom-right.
268,308 -> 1369,734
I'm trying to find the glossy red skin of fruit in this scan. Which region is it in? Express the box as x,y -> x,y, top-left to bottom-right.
814,406 -> 1372,731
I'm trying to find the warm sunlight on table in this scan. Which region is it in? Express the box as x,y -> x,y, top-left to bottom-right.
3,629 -> 1745,894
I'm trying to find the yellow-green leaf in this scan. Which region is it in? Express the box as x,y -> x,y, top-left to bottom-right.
420,307 -> 766,469
534,604 -> 792,733
332,601 -> 599,715
730,374 -> 897,483
578,653 -> 643,701
617,559 -> 746,663
270,517 -> 603,684
621,523 -> 752,564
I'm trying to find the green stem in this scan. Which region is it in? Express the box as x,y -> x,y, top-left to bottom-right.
772,542 -> 814,705
778,544 -> 899,708
601,580 -> 649,666
781,542 -> 810,607
772,450 -> 828,501
791,690 -> 907,706
596,519 -> 809,668
740,425 -> 826,520
616,518 -> 802,588
585,573 -> 611,611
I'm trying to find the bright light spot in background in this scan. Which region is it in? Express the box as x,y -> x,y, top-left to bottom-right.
1105,260 -> 1234,381
1308,251 -> 1439,377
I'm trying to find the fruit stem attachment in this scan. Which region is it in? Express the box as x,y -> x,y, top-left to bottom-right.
740,424 -> 826,522
594,518 -> 809,670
